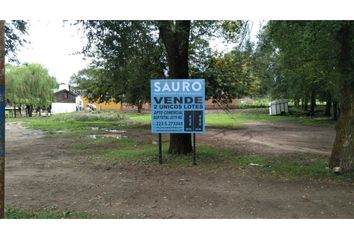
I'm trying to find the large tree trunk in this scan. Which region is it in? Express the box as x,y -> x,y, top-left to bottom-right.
329,22 -> 354,173
158,21 -> 193,154
0,20 -> 5,218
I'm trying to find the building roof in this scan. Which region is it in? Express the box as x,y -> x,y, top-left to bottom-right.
53,88 -> 77,97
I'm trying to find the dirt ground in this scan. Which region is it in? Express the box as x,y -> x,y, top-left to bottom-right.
4,121 -> 354,218
201,122 -> 335,155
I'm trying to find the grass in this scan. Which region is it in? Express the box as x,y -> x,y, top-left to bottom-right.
124,110 -> 335,128
68,134 -> 354,183
5,208 -> 112,219
7,109 -> 335,135
9,112 -> 146,137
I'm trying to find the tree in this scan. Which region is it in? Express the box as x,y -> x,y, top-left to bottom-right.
202,42 -> 260,104
76,21 -> 165,113
329,22 -> 354,173
5,63 -> 57,117
4,20 -> 27,62
256,21 -> 354,173
157,21 -> 193,153
81,20 -> 247,154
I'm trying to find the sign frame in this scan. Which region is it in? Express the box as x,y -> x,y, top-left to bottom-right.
150,79 -> 205,134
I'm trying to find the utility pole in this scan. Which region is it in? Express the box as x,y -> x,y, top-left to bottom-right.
0,20 -> 5,218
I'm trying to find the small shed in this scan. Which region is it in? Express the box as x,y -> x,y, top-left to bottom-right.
51,89 -> 78,114
269,99 -> 289,115
54,89 -> 76,103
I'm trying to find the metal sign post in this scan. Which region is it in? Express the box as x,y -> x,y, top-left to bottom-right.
158,133 -> 162,164
150,79 -> 205,165
193,133 -> 196,165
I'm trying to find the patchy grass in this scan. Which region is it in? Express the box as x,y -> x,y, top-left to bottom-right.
68,134 -> 354,183
124,110 -> 335,128
125,112 -> 151,124
14,112 -> 145,137
8,110 -> 335,134
8,111 -> 342,182
5,208 -> 113,219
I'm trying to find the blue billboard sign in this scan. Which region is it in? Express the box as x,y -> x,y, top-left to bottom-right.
151,79 -> 205,133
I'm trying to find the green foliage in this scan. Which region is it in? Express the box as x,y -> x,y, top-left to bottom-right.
5,63 -> 57,108
254,21 -> 348,109
79,20 -> 252,108
74,21 -> 164,110
201,42 -> 261,103
5,20 -> 28,61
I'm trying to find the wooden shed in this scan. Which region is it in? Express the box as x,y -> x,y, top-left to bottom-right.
54,89 -> 77,103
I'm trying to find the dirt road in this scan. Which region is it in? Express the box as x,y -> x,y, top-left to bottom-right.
202,122 -> 335,155
5,121 -> 354,218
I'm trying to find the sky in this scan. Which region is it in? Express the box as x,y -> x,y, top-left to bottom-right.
14,20 -> 90,85
11,20 -> 263,85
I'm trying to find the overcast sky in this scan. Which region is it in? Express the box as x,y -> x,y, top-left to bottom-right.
14,20 -> 89,84
12,20 -> 262,85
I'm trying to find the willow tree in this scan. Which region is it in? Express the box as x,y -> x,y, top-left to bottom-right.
5,63 -> 57,116
81,20 -> 247,154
